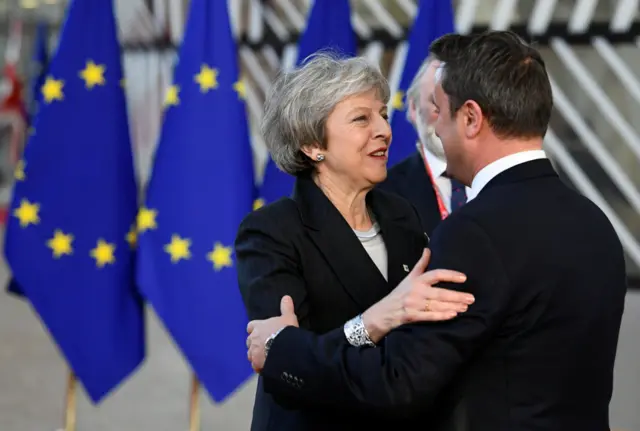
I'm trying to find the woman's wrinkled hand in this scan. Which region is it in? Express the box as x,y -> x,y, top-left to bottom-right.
362,249 -> 474,342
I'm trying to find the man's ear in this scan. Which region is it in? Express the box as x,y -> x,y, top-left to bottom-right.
408,99 -> 417,125
462,100 -> 483,139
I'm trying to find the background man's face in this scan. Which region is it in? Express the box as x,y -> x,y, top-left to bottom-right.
415,59 -> 446,159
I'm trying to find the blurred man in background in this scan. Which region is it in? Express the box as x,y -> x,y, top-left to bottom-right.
379,34 -> 473,236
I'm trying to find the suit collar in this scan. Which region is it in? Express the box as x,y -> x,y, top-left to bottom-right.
292,172 -> 406,231
479,158 -> 558,196
468,150 -> 547,200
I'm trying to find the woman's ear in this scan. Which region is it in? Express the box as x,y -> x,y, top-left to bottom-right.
300,143 -> 321,160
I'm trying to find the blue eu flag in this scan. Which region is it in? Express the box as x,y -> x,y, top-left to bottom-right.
387,0 -> 454,167
7,22 -> 50,298
4,0 -> 144,403
30,21 -> 50,120
136,0 -> 255,402
257,0 -> 356,206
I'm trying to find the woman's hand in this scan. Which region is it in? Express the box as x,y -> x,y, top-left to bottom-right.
362,249 -> 474,343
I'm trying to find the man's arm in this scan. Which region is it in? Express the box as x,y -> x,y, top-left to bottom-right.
260,214 -> 511,417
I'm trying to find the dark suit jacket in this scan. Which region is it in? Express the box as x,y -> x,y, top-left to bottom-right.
260,160 -> 628,431
378,151 -> 442,236
235,172 -> 427,431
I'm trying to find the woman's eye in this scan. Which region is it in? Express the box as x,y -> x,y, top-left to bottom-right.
354,116 -> 367,122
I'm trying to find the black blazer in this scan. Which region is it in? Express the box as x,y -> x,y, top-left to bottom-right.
235,172 -> 427,431
378,151 -> 442,236
259,159 -> 628,431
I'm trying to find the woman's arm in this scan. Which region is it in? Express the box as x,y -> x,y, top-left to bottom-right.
235,208 -> 311,328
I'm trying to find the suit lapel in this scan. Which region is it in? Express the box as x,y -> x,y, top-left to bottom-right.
400,153 -> 443,237
293,174 -> 425,310
480,159 -> 558,196
294,175 -> 390,310
368,190 -> 426,290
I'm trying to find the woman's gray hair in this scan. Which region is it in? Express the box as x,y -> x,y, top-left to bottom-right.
261,52 -> 390,175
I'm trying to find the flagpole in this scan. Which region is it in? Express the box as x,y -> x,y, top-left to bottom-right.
63,369 -> 77,431
189,373 -> 201,431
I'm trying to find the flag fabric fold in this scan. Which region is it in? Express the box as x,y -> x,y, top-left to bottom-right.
387,0 -> 454,167
29,21 -> 50,120
136,0 -> 255,402
4,0 -> 144,403
258,0 -> 356,206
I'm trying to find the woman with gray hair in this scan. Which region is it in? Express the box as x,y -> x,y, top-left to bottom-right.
234,53 -> 473,431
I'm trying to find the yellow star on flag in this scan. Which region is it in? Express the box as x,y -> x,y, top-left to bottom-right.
79,60 -> 106,89
47,230 -> 74,258
126,225 -> 137,248
253,198 -> 265,211
90,239 -> 116,268
137,207 -> 157,233
194,64 -> 219,93
164,85 -> 180,106
13,199 -> 40,227
14,160 -> 25,181
233,79 -> 246,100
206,242 -> 233,271
391,91 -> 405,110
165,235 -> 191,263
41,76 -> 64,104
28,127 -> 35,137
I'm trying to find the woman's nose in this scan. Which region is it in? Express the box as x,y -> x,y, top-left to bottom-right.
373,114 -> 391,140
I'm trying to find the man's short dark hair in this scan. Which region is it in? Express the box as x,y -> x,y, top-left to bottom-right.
429,33 -> 475,63
433,31 -> 553,139
405,33 -> 476,123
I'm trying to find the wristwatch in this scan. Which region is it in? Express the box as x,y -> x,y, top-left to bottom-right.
264,327 -> 284,358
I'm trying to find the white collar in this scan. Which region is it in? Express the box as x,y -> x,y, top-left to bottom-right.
419,141 -> 447,178
467,150 -> 547,201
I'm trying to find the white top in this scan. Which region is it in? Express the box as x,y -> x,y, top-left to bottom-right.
421,142 -> 471,212
467,150 -> 548,201
353,222 -> 388,281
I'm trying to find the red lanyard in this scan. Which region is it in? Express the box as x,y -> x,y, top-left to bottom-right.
418,144 -> 449,220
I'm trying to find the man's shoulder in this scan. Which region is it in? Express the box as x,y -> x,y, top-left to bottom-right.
380,152 -> 425,191
387,152 -> 423,177
452,175 -> 618,240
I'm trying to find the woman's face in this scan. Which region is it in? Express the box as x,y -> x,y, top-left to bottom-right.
307,89 -> 391,190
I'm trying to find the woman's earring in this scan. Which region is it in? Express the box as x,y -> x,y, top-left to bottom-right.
316,154 -> 325,162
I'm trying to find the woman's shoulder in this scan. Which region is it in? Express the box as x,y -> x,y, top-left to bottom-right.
238,197 -> 303,235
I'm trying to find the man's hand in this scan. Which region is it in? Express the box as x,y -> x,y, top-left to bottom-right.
362,249 -> 472,343
247,295 -> 299,373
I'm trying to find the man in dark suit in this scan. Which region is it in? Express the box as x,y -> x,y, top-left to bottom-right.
379,34 -> 474,236
245,31 -> 628,430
